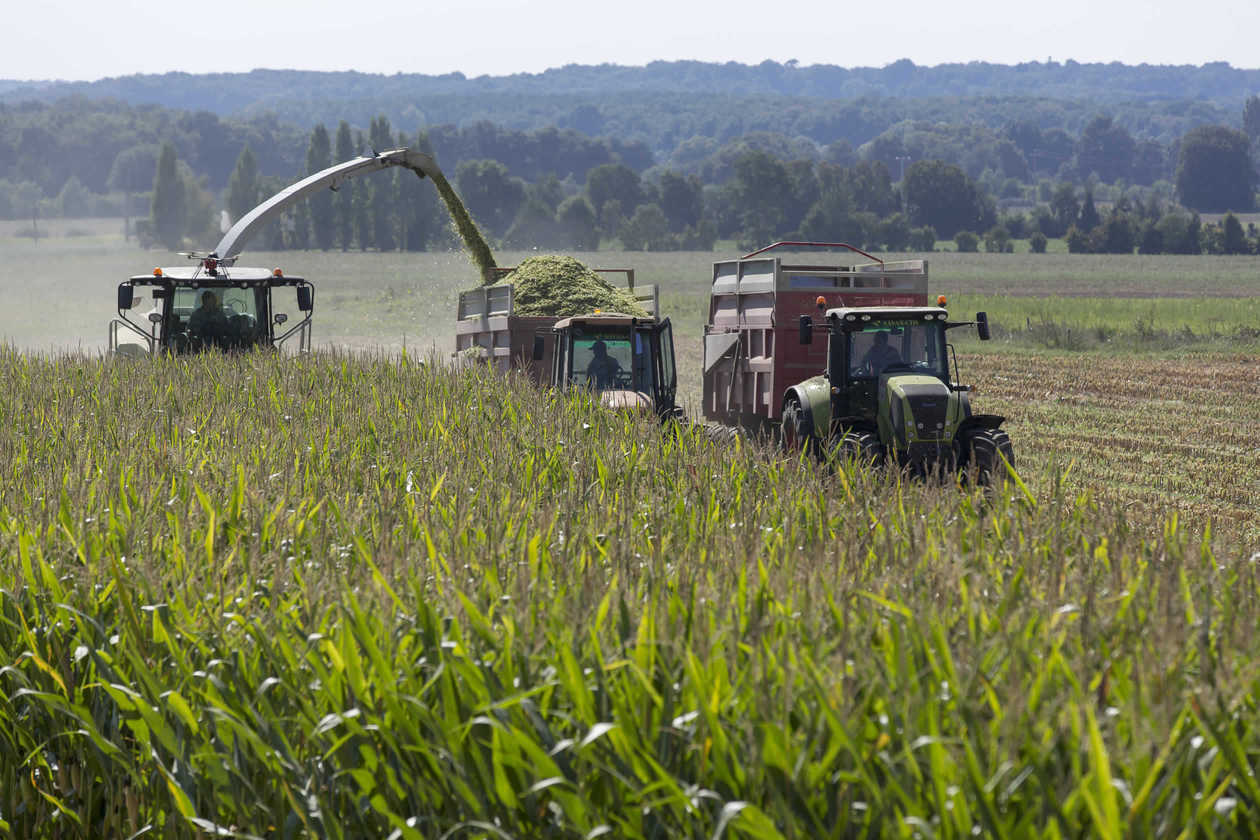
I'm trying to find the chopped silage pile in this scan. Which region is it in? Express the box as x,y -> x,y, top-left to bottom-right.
495,255 -> 649,317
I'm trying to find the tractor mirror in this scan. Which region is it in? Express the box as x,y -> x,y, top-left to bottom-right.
274,313 -> 288,325
117,285 -> 134,310
798,315 -> 813,345
976,311 -> 991,341
147,311 -> 162,324
296,286 -> 313,312
532,334 -> 546,361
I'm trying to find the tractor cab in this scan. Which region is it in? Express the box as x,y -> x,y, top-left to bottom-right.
831,307 -> 953,383
538,313 -> 679,419
785,301 -> 1012,479
819,307 -> 957,451
110,256 -> 313,356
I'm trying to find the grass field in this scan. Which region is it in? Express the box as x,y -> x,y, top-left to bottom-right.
1,225 -> 1259,836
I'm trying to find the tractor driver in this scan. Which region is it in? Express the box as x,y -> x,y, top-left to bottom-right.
189,290 -> 229,345
585,339 -> 623,389
862,330 -> 902,374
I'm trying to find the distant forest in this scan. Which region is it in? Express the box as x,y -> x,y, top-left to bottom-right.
2,61 -> 1258,256
6,59 -> 1260,110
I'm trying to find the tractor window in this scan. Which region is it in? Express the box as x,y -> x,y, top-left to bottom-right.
848,320 -> 947,379
658,320 -> 676,390
633,330 -> 655,394
569,331 -> 633,390
169,286 -> 266,351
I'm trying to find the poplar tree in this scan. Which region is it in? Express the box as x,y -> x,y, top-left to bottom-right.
226,145 -> 259,226
1078,189 -> 1101,232
150,142 -> 187,251
333,121 -> 355,250
351,130 -> 371,250
400,129 -> 441,251
289,200 -> 311,250
368,116 -> 397,250
1242,95 -> 1260,142
307,125 -> 335,250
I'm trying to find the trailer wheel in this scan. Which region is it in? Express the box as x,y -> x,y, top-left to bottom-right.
961,428 -> 1014,486
779,399 -> 817,456
837,430 -> 884,467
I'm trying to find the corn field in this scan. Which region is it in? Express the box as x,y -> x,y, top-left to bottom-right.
0,349 -> 1258,838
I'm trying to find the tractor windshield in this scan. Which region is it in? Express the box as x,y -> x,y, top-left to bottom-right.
169,285 -> 266,352
568,329 -> 634,390
847,319 -> 947,380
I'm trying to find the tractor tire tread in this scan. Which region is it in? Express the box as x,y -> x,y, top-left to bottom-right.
962,427 -> 1014,486
837,430 -> 885,467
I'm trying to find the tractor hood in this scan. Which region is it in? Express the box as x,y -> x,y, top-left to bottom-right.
600,389 -> 655,414
884,373 -> 950,403
882,374 -> 953,450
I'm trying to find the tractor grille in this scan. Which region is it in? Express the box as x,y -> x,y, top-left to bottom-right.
902,382 -> 950,441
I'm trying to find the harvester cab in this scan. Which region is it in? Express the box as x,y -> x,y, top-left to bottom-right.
111,257 -> 313,356
784,299 -> 1013,481
536,313 -> 680,419
109,147 -> 460,357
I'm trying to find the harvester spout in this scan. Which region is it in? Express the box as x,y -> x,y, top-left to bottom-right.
211,147 -> 497,283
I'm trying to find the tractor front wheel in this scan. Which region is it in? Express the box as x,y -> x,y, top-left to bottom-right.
961,428 -> 1014,485
836,430 -> 884,467
779,399 -> 817,456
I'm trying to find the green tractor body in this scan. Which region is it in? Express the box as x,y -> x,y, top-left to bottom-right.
782,305 -> 1013,480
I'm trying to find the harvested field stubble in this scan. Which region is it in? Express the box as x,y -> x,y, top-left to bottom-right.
0,349 -> 1258,837
495,254 -> 648,317
967,350 -> 1260,543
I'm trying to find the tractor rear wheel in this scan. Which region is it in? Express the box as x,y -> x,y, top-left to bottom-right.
961,428 -> 1014,485
779,399 -> 817,456
837,430 -> 884,467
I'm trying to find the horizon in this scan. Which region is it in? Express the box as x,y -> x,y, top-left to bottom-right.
5,56 -> 1260,87
7,0 -> 1260,83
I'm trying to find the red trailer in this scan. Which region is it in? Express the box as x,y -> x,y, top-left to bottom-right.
702,242 -> 928,430
455,282 -> 558,384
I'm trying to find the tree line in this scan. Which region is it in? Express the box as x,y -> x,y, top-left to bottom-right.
4,92 -> 1257,257
0,98 -> 649,219
4,89 -> 1257,224
7,61 -> 1260,115
134,112 -> 1257,259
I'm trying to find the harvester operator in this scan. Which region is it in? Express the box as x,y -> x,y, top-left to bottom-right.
189,290 -> 229,345
585,340 -> 623,389
862,330 -> 902,374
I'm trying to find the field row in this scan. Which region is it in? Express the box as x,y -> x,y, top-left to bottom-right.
968,351 -> 1260,545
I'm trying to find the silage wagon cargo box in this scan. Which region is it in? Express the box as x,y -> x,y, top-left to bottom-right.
455,268 -> 658,384
702,244 -> 929,428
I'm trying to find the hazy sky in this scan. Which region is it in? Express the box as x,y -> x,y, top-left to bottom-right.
6,0 -> 1259,81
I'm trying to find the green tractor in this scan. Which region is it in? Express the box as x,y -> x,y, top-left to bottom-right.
780,300 -> 1013,482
